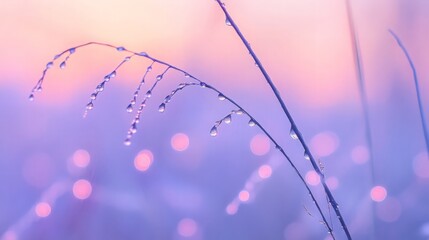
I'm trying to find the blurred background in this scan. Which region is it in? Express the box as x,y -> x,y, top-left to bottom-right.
1,0 -> 428,239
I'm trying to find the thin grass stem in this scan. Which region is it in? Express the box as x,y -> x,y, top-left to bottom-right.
31,42 -> 335,239
344,1 -> 377,239
214,1 -> 351,238
389,29 -> 429,155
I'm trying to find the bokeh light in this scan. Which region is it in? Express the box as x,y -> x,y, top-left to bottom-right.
2,231 -> 17,240
226,203 -> 238,215
177,218 -> 198,237
249,134 -> 270,156
238,190 -> 250,202
72,179 -> 92,200
72,149 -> 91,168
370,185 -> 387,202
351,145 -> 370,164
376,197 -> 402,222
326,176 -> 339,190
413,152 -> 429,178
305,170 -> 321,186
171,133 -> 190,152
310,131 -> 339,157
134,149 -> 154,172
258,165 -> 272,179
35,202 -> 51,218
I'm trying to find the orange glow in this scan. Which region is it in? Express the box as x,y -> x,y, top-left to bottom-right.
305,170 -> 320,186
73,179 -> 92,200
171,133 -> 190,152
238,190 -> 250,202
72,149 -> 91,168
134,149 -> 154,172
370,186 -> 387,202
35,202 -> 51,218
177,218 -> 198,237
250,134 -> 271,156
258,165 -> 272,179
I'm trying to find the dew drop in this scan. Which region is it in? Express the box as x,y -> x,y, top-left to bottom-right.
130,123 -> 137,133
69,48 -> 76,54
109,71 -> 117,78
290,128 -> 298,140
225,18 -> 232,26
200,82 -> 207,88
54,54 -> 60,60
248,119 -> 256,127
145,91 -> 152,98
46,62 -> 54,69
156,75 -> 163,81
184,72 -> 190,78
90,93 -> 97,100
224,114 -> 232,124
304,151 -> 310,160
86,102 -> 94,110
104,76 -> 111,82
96,83 -> 105,92
124,56 -> 131,61
36,86 -> 43,92
158,103 -> 166,113
29,94 -> 35,101
210,126 -> 218,137
116,46 -> 126,51
139,52 -> 148,57
275,145 -> 283,151
147,66 -> 152,72
131,97 -> 136,105
218,93 -> 226,101
60,61 -> 66,69
164,95 -> 172,103
178,83 -> 186,89
126,104 -> 133,113
124,139 -> 132,146
236,109 -> 243,115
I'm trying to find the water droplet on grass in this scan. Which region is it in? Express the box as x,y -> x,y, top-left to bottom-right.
248,119 -> 256,127
29,94 -> 34,101
90,93 -> 97,100
210,126 -> 218,137
139,52 -> 148,57
158,103 -> 166,113
225,18 -> 232,26
109,71 -> 116,78
224,115 -> 232,124
124,139 -> 131,146
86,102 -> 94,110
290,128 -> 298,140
156,75 -> 163,81
126,104 -> 133,113
145,91 -> 152,98
304,151 -> 310,160
46,62 -> 54,69
60,61 -> 66,69
218,93 -> 226,101
116,46 -> 126,51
